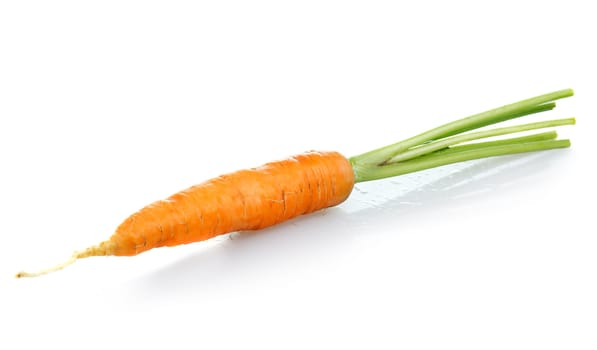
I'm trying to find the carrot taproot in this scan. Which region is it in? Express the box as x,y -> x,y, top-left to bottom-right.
16,151 -> 354,277
101,151 -> 354,257
16,89 -> 575,278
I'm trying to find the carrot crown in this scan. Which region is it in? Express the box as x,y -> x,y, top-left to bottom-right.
349,89 -> 575,183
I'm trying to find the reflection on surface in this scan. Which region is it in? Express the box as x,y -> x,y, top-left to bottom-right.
343,151 -> 563,215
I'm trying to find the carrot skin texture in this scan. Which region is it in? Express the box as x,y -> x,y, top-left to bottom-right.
106,151 -> 354,256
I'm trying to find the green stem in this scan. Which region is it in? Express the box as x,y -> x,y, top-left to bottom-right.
436,102 -> 557,139
353,139 -> 571,183
388,118 -> 575,163
432,131 -> 558,155
350,89 -> 573,165
349,89 -> 575,183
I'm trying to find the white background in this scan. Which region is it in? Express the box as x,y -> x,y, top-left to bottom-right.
1,1 -> 595,349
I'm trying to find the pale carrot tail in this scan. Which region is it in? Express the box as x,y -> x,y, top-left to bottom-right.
16,255 -> 77,278
15,241 -> 115,278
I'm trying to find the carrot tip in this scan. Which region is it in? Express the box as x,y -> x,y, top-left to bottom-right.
15,241 -> 115,278
15,254 -> 78,278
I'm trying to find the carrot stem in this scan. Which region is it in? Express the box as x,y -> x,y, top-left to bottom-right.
387,118 -> 575,163
427,130 -> 559,156
350,89 -> 575,183
435,102 -> 557,139
350,89 -> 573,165
353,139 -> 571,182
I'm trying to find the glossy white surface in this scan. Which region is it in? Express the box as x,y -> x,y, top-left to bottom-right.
1,1 -> 595,349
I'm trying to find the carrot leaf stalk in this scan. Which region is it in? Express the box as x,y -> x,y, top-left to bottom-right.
350,89 -> 574,183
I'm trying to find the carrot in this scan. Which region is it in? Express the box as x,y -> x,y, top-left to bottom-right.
16,89 -> 576,278
92,151 -> 354,257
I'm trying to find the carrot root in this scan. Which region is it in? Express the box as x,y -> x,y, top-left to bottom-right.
15,152 -> 354,277
15,255 -> 78,278
15,241 -> 114,278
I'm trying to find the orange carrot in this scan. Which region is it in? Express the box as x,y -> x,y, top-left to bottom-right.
95,151 -> 354,257
16,151 -> 355,277
16,89 -> 575,278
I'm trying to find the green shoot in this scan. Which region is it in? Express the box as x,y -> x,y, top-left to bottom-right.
427,131 -> 559,156
388,118 -> 575,163
350,89 -> 575,183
